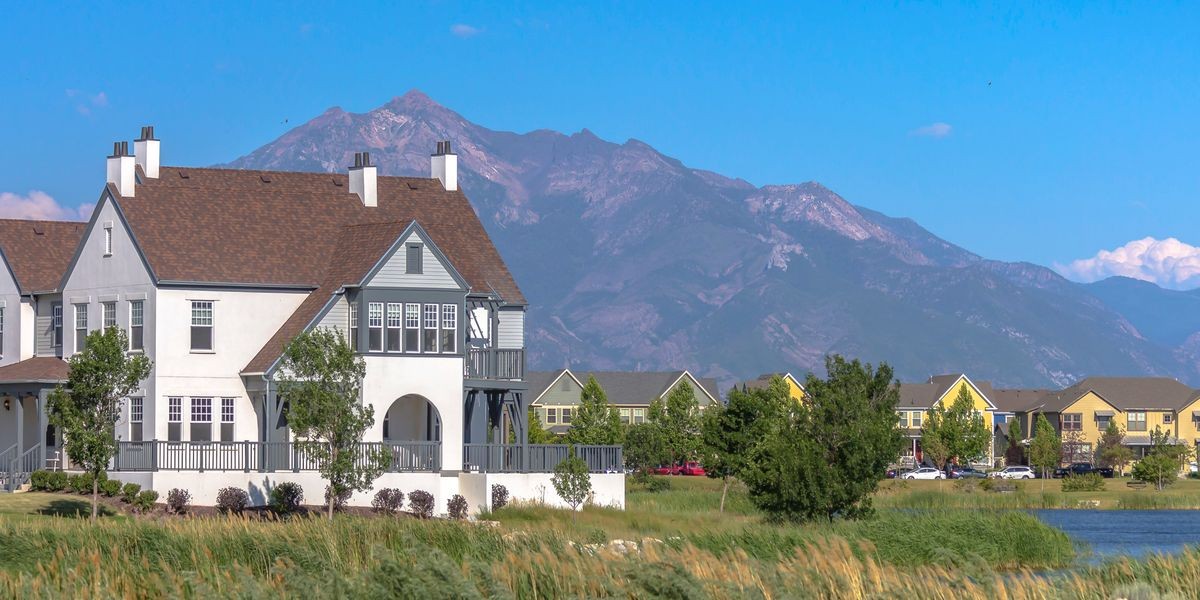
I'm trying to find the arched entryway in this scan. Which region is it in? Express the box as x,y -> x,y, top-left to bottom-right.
381,394 -> 442,471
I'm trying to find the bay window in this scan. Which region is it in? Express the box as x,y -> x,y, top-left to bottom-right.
368,302 -> 384,351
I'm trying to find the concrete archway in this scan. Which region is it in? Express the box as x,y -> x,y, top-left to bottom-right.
383,394 -> 441,442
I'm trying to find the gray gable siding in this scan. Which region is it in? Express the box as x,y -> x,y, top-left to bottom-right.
537,374 -> 583,406
35,294 -> 60,356
316,294 -> 348,339
496,309 -> 524,349
366,232 -> 460,289
671,376 -> 717,407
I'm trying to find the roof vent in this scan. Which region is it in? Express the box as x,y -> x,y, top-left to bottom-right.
349,151 -> 377,207
106,141 -> 136,197
430,140 -> 457,191
134,125 -> 160,179
260,174 -> 272,183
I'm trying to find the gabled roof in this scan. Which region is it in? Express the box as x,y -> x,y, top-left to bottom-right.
0,357 -> 69,384
0,220 -> 85,293
1040,377 -> 1200,412
527,369 -> 720,406
898,374 -> 995,410
988,389 -> 1053,413
736,372 -> 805,393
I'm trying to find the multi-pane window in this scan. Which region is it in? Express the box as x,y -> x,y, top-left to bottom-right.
191,301 -> 213,351
190,397 -> 213,441
911,411 -> 923,428
561,408 -> 573,424
129,300 -> 144,351
221,398 -> 235,441
423,304 -> 439,352
74,304 -> 88,352
545,407 -> 558,424
1128,411 -> 1147,432
348,306 -> 358,350
386,303 -> 403,352
632,408 -> 646,424
102,301 -> 116,329
406,243 -> 423,274
129,397 -> 143,441
1164,413 -> 1175,425
898,412 -> 909,428
1062,413 -> 1082,431
441,304 -> 457,353
52,303 -> 63,348
367,302 -> 384,352
1063,443 -> 1092,464
1096,415 -> 1111,431
404,304 -> 420,352
620,408 -> 631,424
168,397 -> 182,442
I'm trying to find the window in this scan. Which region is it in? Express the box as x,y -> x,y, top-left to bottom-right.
1063,442 -> 1092,464
52,303 -> 63,348
367,302 -> 384,351
1128,411 -> 1147,432
406,243 -> 423,274
898,412 -> 908,428
1096,415 -> 1111,431
386,303 -> 403,352
190,301 -> 213,351
129,397 -> 143,441
348,305 -> 358,350
104,226 -> 113,256
129,300 -> 144,351
1062,413 -> 1082,431
1164,413 -> 1174,425
423,304 -> 439,352
911,411 -> 922,428
441,304 -> 457,353
404,304 -> 420,352
102,301 -> 116,329
620,408 -> 631,424
168,397 -> 182,441
221,398 -> 235,441
190,397 -> 212,441
632,408 -> 646,424
74,304 -> 88,352
561,408 -> 573,424
545,407 -> 558,424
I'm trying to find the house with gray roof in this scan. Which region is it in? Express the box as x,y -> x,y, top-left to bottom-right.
528,369 -> 718,436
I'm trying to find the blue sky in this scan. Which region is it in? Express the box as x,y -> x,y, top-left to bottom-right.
1,2 -> 1197,285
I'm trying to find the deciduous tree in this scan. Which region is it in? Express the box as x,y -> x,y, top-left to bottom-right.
921,385 -> 991,469
649,382 -> 702,468
49,327 -> 152,520
551,451 -> 592,518
1096,421 -> 1133,475
623,422 -> 668,473
1028,414 -> 1061,490
1004,418 -> 1025,466
526,406 -> 557,445
565,375 -> 623,446
1132,427 -> 1193,491
700,378 -> 789,512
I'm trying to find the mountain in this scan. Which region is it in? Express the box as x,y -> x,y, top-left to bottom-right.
224,90 -> 1198,389
1083,276 -> 1200,347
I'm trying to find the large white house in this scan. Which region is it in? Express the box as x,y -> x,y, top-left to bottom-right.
0,129 -> 624,511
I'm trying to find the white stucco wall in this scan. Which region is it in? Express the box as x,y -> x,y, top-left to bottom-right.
362,355 -> 464,470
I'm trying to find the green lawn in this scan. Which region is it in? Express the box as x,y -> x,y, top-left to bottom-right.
876,476 -> 1200,509
0,492 -> 120,519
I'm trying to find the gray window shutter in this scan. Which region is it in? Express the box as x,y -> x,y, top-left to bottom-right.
406,244 -> 423,274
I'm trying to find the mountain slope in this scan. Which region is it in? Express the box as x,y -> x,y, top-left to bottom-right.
225,90 -> 1196,388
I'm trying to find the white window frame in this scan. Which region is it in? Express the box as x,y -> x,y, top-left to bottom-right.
404,303 -> 420,353
190,301 -> 214,352
129,300 -> 144,352
633,408 -> 646,424
221,397 -> 235,441
545,407 -> 558,424
561,407 -> 573,424
386,303 -> 403,352
1164,413 -> 1175,425
367,302 -> 384,352
104,225 -> 113,256
898,412 -> 908,428
348,305 -> 358,350
441,304 -> 457,353
190,397 -> 213,442
52,303 -> 63,348
911,411 -> 923,428
74,303 -> 88,352
168,396 -> 183,442
423,303 -> 439,352
102,301 -> 116,329
1128,411 -> 1147,432
1062,413 -> 1082,432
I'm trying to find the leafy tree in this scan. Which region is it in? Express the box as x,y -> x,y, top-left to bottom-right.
551,451 -> 592,518
565,376 -> 623,446
650,382 -> 702,467
741,355 -> 904,522
1028,414 -> 1062,490
700,380 -> 789,512
1004,418 -> 1025,466
623,422 -> 668,473
49,327 -> 152,520
918,409 -> 950,469
527,406 -> 557,444
921,385 -> 991,469
1096,421 -> 1133,475
277,328 -> 389,519
1132,427 -> 1193,491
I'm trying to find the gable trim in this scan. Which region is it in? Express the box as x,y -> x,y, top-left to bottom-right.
661,370 -> 718,405
261,290 -> 345,378
1058,390 -> 1123,415
58,186 -> 159,292
931,374 -> 996,410
358,221 -> 469,291
530,369 -> 585,405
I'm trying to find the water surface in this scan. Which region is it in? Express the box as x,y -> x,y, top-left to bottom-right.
1035,509 -> 1200,562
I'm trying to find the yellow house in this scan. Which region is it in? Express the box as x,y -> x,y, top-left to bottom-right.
897,374 -> 997,466
735,372 -> 805,403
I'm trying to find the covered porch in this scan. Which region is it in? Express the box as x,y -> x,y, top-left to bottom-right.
0,358 -> 69,491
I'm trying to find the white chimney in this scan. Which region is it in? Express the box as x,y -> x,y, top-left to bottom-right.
106,142 -> 136,197
349,152 -> 377,207
134,125 -> 160,179
430,140 -> 457,191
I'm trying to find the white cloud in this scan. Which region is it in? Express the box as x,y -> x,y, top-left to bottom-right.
1057,237 -> 1200,290
0,191 -> 91,221
450,23 -> 481,38
65,89 -> 109,116
910,122 -> 952,138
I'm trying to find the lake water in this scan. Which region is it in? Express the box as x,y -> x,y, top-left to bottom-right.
1035,509 -> 1200,561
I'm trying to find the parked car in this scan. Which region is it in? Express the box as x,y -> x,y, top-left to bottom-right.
680,462 -> 706,476
902,467 -> 944,480
885,468 -> 900,479
652,464 -> 681,476
1053,463 -> 1113,478
947,465 -> 988,479
991,466 -> 1036,480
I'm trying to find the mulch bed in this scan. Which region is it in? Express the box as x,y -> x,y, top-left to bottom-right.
27,490 -> 431,521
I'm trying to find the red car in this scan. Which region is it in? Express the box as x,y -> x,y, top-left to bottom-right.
680,462 -> 706,476
652,464 -> 682,475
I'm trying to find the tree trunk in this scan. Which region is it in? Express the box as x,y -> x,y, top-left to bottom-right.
719,478 -> 729,513
91,476 -> 99,521
327,445 -> 337,520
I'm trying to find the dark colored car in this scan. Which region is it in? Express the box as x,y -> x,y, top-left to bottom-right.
946,465 -> 988,479
1053,463 -> 1113,478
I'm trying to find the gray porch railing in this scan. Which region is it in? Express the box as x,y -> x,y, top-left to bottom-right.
462,444 -> 623,473
3,444 -> 43,492
465,348 -> 525,381
111,441 -> 442,473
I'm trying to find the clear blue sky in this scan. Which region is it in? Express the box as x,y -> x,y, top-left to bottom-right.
1,2 -> 1197,276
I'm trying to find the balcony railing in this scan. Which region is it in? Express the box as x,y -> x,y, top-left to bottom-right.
110,441 -> 442,473
465,348 -> 525,381
462,444 -> 623,474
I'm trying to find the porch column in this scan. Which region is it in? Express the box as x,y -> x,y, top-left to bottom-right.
13,393 -> 23,458
37,389 -> 49,468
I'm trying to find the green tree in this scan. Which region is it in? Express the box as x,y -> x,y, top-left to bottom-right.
921,385 -> 991,469
741,355 -> 904,522
918,408 -> 950,469
1004,418 -> 1025,466
701,379 -> 789,512
551,451 -> 592,518
1028,414 -> 1062,490
527,406 -> 557,444
1096,421 -> 1133,475
277,328 -> 389,519
623,422 -> 668,473
49,327 -> 152,520
565,376 -> 622,446
650,382 -> 702,468
1132,427 -> 1193,491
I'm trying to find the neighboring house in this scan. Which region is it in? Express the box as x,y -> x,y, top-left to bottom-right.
527,369 -> 719,436
896,374 -> 997,466
0,129 -> 624,510
733,372 -> 806,403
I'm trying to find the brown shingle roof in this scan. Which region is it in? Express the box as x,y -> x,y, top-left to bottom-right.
1041,377 -> 1199,412
989,389 -> 1052,413
0,220 -> 84,292
0,357 -> 69,383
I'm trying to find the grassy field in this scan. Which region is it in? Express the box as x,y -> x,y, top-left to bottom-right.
875,476 -> 1200,510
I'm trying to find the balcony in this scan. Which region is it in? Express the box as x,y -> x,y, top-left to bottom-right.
462,444 -> 623,473
110,441 -> 442,473
465,347 -> 525,384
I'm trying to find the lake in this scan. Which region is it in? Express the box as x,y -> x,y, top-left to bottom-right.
1036,509 -> 1200,561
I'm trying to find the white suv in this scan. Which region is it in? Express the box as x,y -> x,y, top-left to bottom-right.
901,467 -> 944,480
992,466 -> 1035,480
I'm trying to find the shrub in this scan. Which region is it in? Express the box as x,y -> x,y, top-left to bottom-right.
45,471 -> 68,492
270,482 -> 304,514
29,470 -> 50,491
586,528 -> 608,544
490,484 -> 509,510
216,487 -> 250,514
372,488 -> 404,515
408,490 -> 434,518
69,473 -> 91,495
166,488 -> 192,514
447,494 -> 468,520
324,485 -> 352,512
1062,473 -> 1105,492
121,482 -> 142,504
134,490 -> 159,513
100,479 -> 122,497
646,476 -> 672,493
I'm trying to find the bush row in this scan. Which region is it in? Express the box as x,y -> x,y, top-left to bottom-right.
28,470 -> 160,512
